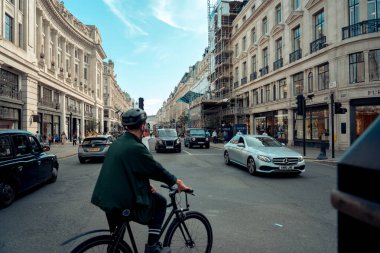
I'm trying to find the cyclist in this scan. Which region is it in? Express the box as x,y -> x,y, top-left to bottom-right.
91,108 -> 191,253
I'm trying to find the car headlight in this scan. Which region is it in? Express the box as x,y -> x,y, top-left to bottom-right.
176,138 -> 181,144
191,137 -> 195,141
257,155 -> 271,162
206,137 -> 209,141
157,140 -> 163,145
298,156 -> 304,162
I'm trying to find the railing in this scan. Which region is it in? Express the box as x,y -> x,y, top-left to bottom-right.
342,19 -> 380,40
250,72 -> 257,81
273,58 -> 283,71
38,98 -> 59,109
289,49 -> 302,63
241,77 -> 247,85
67,105 -> 80,114
84,111 -> 94,118
259,66 -> 269,76
0,85 -> 21,100
310,36 -> 326,54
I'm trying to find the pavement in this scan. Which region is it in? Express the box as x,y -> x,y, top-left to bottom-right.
46,137 -> 346,163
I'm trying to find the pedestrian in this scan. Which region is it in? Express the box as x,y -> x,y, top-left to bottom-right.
48,134 -> 53,147
61,131 -> 66,145
212,130 -> 217,144
35,131 -> 42,142
73,133 -> 77,146
91,108 -> 191,253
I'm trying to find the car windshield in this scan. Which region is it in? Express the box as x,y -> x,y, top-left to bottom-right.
158,129 -> 177,137
245,136 -> 282,147
190,129 -> 205,136
82,138 -> 107,145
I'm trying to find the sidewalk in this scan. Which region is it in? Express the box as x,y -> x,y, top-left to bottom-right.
46,138 -> 347,163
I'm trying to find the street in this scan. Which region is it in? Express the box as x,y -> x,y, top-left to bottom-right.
0,143 -> 337,253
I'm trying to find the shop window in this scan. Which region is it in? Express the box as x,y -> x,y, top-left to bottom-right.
295,108 -> 329,141
356,105 -> 380,138
318,63 -> 329,90
349,52 -> 365,83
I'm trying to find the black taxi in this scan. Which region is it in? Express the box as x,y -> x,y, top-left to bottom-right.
0,130 -> 59,207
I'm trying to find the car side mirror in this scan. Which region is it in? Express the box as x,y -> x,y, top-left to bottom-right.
43,145 -> 50,152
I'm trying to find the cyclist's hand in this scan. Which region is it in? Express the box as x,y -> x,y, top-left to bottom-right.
150,184 -> 157,193
176,179 -> 191,192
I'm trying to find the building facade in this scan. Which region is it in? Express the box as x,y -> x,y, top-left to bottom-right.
1,0 -> 130,139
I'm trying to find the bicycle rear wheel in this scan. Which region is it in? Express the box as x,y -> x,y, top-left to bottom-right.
163,211 -> 213,253
71,235 -> 132,253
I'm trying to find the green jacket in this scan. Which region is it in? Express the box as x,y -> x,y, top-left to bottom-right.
91,132 -> 177,215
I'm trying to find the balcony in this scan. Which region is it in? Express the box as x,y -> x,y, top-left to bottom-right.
259,66 -> 269,77
0,85 -> 21,100
67,105 -> 80,114
84,111 -> 94,118
273,58 -> 283,71
342,19 -> 380,40
250,72 -> 257,81
241,77 -> 247,85
310,36 -> 326,54
289,49 -> 302,63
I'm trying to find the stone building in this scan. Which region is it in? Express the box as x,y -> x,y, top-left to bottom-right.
0,0 -> 130,140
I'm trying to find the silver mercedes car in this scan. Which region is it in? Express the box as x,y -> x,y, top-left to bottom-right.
223,135 -> 305,175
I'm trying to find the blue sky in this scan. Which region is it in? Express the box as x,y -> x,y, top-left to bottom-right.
63,0 -> 208,116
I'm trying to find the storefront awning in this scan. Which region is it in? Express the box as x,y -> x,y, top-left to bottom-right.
177,91 -> 203,104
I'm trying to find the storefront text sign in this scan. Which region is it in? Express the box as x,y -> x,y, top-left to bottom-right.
368,89 -> 380,96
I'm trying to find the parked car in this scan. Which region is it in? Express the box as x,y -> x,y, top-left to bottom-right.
224,135 -> 305,175
155,128 -> 181,153
0,130 -> 59,207
184,128 -> 210,148
78,136 -> 113,163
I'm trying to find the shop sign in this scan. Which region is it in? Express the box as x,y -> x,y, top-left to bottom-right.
368,89 -> 380,96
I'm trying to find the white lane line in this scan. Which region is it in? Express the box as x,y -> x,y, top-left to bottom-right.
183,150 -> 192,155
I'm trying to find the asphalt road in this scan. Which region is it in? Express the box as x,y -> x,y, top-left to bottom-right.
0,142 -> 337,253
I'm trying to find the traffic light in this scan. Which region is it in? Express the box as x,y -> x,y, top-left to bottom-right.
138,97 -> 144,110
334,102 -> 347,114
296,95 -> 305,115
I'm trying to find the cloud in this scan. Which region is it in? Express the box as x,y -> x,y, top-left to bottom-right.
102,0 -> 148,36
151,0 -> 207,34
144,98 -> 163,115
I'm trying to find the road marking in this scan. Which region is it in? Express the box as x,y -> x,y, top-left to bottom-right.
183,150 -> 192,155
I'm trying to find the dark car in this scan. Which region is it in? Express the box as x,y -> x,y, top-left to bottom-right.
78,136 -> 113,163
0,130 -> 59,207
155,129 -> 181,153
184,128 -> 210,148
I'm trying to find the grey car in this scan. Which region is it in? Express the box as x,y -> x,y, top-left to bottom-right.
224,135 -> 305,175
78,136 -> 112,163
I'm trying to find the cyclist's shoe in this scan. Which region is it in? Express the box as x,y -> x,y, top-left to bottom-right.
144,242 -> 171,253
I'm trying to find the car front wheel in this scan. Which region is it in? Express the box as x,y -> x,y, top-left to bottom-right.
247,157 -> 256,175
224,151 -> 231,165
0,181 -> 16,207
49,166 -> 58,183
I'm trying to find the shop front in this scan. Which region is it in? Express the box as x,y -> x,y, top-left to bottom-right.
350,97 -> 380,144
0,106 -> 21,129
294,105 -> 329,148
37,112 -> 61,142
253,110 -> 289,143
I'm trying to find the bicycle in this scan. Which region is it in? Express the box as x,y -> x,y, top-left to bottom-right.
63,185 -> 213,253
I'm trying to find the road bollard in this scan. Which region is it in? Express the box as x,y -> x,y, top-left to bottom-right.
317,140 -> 327,160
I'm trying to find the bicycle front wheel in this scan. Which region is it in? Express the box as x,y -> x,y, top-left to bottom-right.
71,235 -> 133,253
163,211 -> 213,253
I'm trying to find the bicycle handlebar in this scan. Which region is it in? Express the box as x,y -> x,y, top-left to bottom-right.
160,184 -> 194,195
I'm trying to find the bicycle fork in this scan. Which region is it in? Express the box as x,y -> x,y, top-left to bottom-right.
177,213 -> 195,248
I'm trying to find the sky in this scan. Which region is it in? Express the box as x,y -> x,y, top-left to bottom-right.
63,0 -> 209,116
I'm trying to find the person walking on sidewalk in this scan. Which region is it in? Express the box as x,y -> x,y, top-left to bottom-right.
73,133 -> 77,146
91,108 -> 191,253
48,134 -> 53,147
212,130 -> 218,144
61,132 -> 66,145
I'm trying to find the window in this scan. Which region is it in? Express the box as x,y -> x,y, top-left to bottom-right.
235,67 -> 239,82
253,89 -> 258,105
293,26 -> 301,51
314,10 -> 325,39
273,84 -> 277,101
84,55 -> 89,63
18,23 -> 23,48
242,61 -> 247,78
369,49 -> 380,81
235,43 -> 239,57
251,27 -> 256,44
262,17 -> 268,35
75,49 -> 78,59
5,14 -> 13,42
242,36 -> 246,52
294,0 -> 300,10
368,0 -> 380,20
279,79 -> 287,99
243,15 -> 246,23
260,88 -> 263,103
349,52 -> 365,83
275,4 -> 282,24
349,0 -> 360,25
84,68 -> 88,80
75,64 -> 79,76
251,55 -> 257,73
265,84 -> 270,102
308,72 -> 314,92
293,72 -> 304,95
275,38 -> 282,60
318,63 -> 329,90
0,136 -> 12,159
263,47 -> 268,67
12,135 -> 30,156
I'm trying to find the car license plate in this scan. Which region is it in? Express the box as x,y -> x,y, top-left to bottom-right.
88,148 -> 100,152
166,146 -> 174,149
198,142 -> 204,144
279,165 -> 294,170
